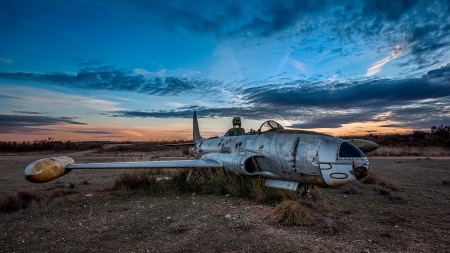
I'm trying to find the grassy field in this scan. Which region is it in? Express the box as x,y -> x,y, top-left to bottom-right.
1,153 -> 450,252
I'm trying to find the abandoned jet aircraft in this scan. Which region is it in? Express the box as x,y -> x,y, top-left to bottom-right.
24,112 -> 379,197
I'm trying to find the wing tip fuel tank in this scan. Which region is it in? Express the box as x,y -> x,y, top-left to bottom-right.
345,139 -> 380,153
24,156 -> 74,183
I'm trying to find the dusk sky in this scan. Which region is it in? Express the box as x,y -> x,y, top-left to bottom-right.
1,0 -> 450,141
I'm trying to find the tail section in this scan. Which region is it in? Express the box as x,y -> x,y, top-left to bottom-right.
193,111 -> 203,142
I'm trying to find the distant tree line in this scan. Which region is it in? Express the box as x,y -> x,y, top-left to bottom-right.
0,137 -> 101,153
431,125 -> 450,136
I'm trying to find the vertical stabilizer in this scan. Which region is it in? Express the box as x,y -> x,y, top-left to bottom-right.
193,111 -> 203,142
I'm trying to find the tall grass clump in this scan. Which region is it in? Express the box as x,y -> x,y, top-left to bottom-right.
270,200 -> 315,226
362,172 -> 402,200
113,168 -> 296,203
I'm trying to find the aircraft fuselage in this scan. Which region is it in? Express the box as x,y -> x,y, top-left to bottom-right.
193,129 -> 369,187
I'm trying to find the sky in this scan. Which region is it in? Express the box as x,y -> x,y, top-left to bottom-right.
1,0 -> 450,141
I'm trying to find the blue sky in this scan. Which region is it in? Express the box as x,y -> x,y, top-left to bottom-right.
1,0 -> 450,141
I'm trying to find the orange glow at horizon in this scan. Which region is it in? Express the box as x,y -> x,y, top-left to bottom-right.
307,120 -> 412,137
0,119 -> 414,142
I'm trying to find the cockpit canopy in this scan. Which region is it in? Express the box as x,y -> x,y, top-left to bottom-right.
259,120 -> 284,133
223,119 -> 284,136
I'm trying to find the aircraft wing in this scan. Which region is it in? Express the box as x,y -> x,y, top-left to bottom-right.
24,156 -> 223,183
66,158 -> 222,169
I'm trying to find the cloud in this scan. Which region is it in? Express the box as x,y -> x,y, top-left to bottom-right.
11,111 -> 45,115
110,1 -> 450,68
0,94 -> 21,99
108,64 -> 450,129
0,114 -> 87,134
366,46 -> 403,76
0,58 -> 12,64
292,60 -> 307,74
75,59 -> 103,67
0,66 -> 223,97
71,130 -> 116,134
244,64 -> 450,109
288,110 -> 378,129
2,62 -> 450,131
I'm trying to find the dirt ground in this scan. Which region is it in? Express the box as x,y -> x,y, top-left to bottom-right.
1,151 -> 450,252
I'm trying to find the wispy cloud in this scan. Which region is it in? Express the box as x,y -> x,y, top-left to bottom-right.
0,114 -> 86,134
11,111 -> 45,115
292,60 -> 307,74
0,58 -> 12,64
366,46 -> 403,76
0,94 -> 21,99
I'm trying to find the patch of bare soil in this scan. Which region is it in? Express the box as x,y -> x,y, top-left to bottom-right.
1,156 -> 450,252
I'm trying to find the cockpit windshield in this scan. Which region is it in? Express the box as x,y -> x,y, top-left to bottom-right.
258,120 -> 284,133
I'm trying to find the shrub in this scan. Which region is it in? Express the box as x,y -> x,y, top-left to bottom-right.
362,172 -> 399,191
0,191 -> 39,212
361,172 -> 378,184
342,182 -> 362,194
442,178 -> 450,185
270,200 -> 315,226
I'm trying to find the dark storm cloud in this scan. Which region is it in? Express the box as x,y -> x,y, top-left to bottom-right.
0,114 -> 87,134
0,66 -> 222,96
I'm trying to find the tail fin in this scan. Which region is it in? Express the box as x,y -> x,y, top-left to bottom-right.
193,111 -> 203,142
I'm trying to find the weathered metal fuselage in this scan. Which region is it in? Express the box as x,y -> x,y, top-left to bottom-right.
192,129 -> 369,187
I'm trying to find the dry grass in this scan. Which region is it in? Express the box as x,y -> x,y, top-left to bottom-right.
270,200 -> 316,226
368,146 -> 450,157
361,171 -> 403,202
321,217 -> 340,235
113,168 -> 297,203
0,190 -> 39,212
302,187 -> 332,213
342,182 -> 363,194
362,172 -> 399,191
